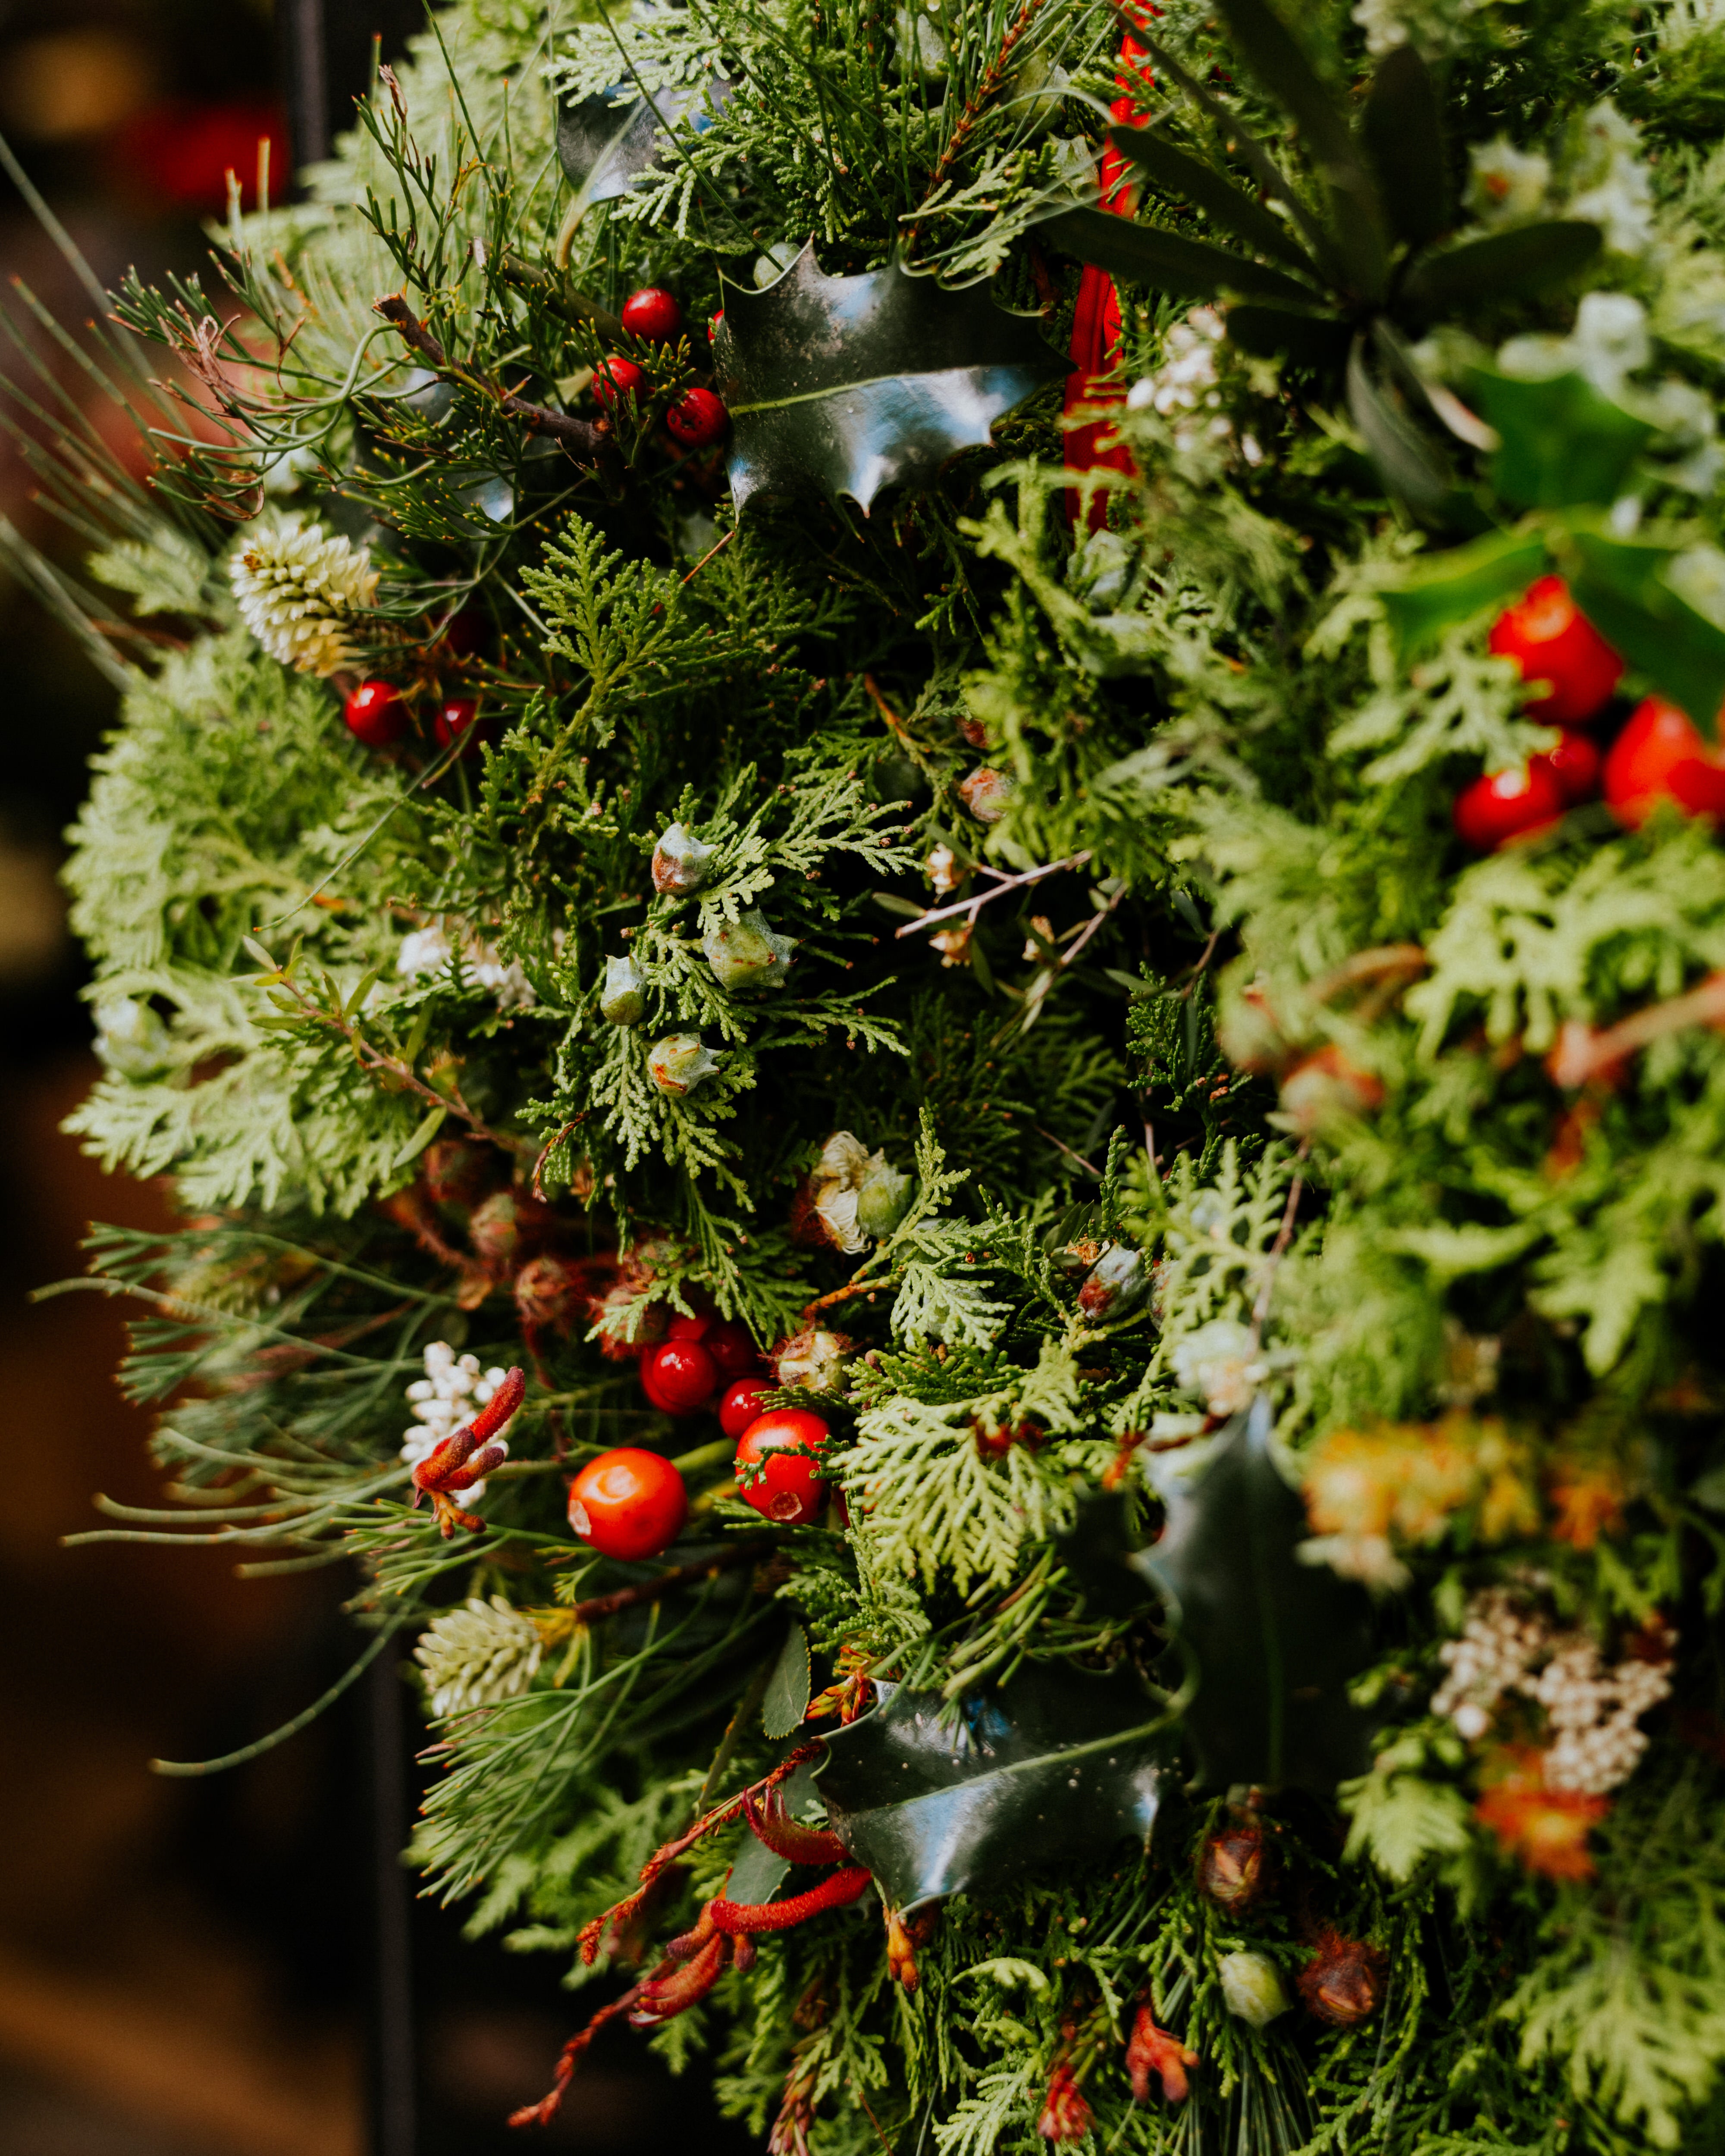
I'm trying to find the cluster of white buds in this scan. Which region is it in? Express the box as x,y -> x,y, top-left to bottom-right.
401,1341 -> 511,1500
229,514 -> 377,676
414,1595 -> 542,1718
1170,1318 -> 1266,1418
397,923 -> 536,1012
1433,1589 -> 1675,1794
1125,308 -> 1261,465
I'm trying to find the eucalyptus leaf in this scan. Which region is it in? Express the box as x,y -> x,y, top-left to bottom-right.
763,1620 -> 812,1739
1108,125 -> 1316,271
1363,44 -> 1449,250
1041,207 -> 1320,307
817,1666 -> 1171,1913
1401,221 -> 1601,319
714,243 -> 1064,514
1134,1398 -> 1375,1792
1467,366 -> 1657,509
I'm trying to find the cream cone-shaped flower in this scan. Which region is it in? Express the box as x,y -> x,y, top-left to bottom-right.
230,513 -> 378,675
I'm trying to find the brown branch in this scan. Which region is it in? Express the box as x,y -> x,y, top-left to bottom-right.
1547,971 -> 1725,1090
491,249 -> 625,340
538,1537 -> 777,1640
1250,1136 -> 1311,1341
905,0 -> 1054,250
373,293 -> 608,458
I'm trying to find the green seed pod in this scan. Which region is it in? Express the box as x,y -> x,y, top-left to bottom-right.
600,954 -> 646,1026
652,822 -> 714,896
856,1156 -> 914,1239
1217,1950 -> 1291,2030
648,1032 -> 722,1095
704,908 -> 795,993
1078,1243 -> 1147,1320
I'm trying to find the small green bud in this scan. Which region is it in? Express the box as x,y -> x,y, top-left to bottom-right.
1078,1243 -> 1147,1321
856,1157 -> 914,1239
652,823 -> 714,896
704,908 -> 795,993
648,1032 -> 722,1095
94,996 -> 173,1078
1217,1950 -> 1291,2030
600,954 -> 646,1026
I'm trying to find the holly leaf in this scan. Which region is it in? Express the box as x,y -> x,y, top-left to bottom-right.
713,243 -> 1064,514
1135,1398 -> 1375,1793
1466,365 -> 1656,510
556,78 -> 729,213
816,1666 -> 1170,1913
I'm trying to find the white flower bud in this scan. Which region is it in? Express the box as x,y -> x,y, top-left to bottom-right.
1217,1950 -> 1291,2029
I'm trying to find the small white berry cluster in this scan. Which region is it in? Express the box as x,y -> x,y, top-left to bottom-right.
414,1595 -> 542,1719
1125,308 -> 1262,465
229,514 -> 378,676
397,923 -> 536,1012
401,1341 -> 511,1500
1433,1589 -> 1675,1795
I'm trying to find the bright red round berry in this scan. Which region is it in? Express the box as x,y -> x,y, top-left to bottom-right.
641,1337 -> 720,1415
344,678 -> 408,747
568,1448 -> 687,1560
1603,696 -> 1725,825
433,696 -> 484,754
665,385 -> 728,451
704,1319 -> 760,1380
621,286 -> 684,342
1535,730 -> 1602,806
1488,576 -> 1623,727
432,608 -> 486,658
719,1376 -> 772,1442
1454,760 -> 1565,852
666,1310 -> 712,1343
593,356 -> 647,410
734,1407 -> 831,1525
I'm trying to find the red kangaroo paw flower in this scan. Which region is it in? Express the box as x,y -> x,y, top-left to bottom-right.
708,1865 -> 872,1935
410,1367 -> 525,1537
506,1981 -> 649,2129
1126,2004 -> 1199,2104
628,1929 -> 731,2026
742,1786 -> 849,1866
469,1364 -> 527,1441
1038,2060 -> 1093,2141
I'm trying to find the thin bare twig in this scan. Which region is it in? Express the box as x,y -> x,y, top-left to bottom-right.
1034,1123 -> 1101,1178
1250,1138 -> 1311,1340
1547,970 -> 1725,1089
897,850 -> 1092,938
539,1538 -> 776,1640
373,292 -> 607,457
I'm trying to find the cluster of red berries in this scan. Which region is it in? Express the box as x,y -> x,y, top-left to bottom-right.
591,285 -> 729,452
342,608 -> 490,755
1456,576 -> 1725,848
565,1308 -> 834,1561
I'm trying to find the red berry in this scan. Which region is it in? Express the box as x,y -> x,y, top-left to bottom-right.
704,1319 -> 760,1379
593,356 -> 647,410
1454,760 -> 1565,851
1535,730 -> 1602,806
734,1407 -> 831,1526
433,696 -> 486,753
432,608 -> 486,658
666,1310 -> 712,1342
719,1376 -> 772,1442
568,1448 -> 687,1560
1488,576 -> 1623,727
641,1337 -> 720,1415
666,386 -> 728,451
344,678 -> 408,747
621,286 -> 684,342
1604,696 -> 1725,825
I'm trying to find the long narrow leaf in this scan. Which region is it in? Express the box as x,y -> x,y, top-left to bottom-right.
1363,44 -> 1450,248
1108,125 -> 1317,271
1401,220 -> 1602,315
1041,207 -> 1321,306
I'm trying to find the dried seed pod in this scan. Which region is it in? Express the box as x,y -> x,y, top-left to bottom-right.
957,766 -> 1014,823
856,1156 -> 915,1239
1295,1928 -> 1389,2028
649,1032 -> 722,1095
421,1136 -> 501,1210
600,953 -> 646,1025
773,1327 -> 856,1394
652,822 -> 714,895
704,907 -> 795,993
1078,1243 -> 1146,1320
1197,1813 -> 1270,1909
1216,1949 -> 1290,2030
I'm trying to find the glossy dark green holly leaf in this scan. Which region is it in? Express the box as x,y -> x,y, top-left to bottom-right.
713,243 -> 1064,514
1466,365 -> 1657,509
1215,0 -> 1387,302
1133,1398 -> 1375,1793
1567,529 -> 1725,741
816,1665 -> 1171,1914
1042,207 -> 1320,308
1402,220 -> 1601,319
1363,45 -> 1450,250
1347,338 -> 1452,515
1108,126 -> 1316,271
1380,527 -> 1549,657
762,1620 -> 812,1740
556,78 -> 728,213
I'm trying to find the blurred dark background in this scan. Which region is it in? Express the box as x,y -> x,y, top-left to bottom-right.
0,5 -> 754,2151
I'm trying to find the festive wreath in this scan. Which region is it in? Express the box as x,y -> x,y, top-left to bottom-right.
28,0 -> 1725,2145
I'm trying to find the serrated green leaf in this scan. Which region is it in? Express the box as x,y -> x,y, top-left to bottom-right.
1380,529 -> 1549,656
1402,220 -> 1601,318
816,1665 -> 1170,1913
762,1620 -> 812,1739
715,244 -> 1063,514
1107,125 -> 1316,271
1468,366 -> 1657,510
1043,206 -> 1320,308
1363,44 -> 1450,249
1567,530 -> 1725,740
1135,1399 -> 1376,1792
